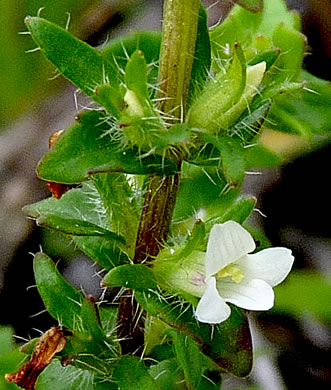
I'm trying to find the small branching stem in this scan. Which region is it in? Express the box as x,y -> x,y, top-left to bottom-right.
118,0 -> 200,355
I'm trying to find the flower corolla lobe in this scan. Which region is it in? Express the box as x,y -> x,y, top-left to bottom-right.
195,221 -> 294,324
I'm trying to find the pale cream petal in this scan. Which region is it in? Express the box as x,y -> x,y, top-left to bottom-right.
239,247 -> 294,287
195,277 -> 231,324
217,278 -> 274,310
205,221 -> 256,278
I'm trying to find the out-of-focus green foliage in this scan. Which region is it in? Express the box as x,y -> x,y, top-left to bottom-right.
0,327 -> 24,390
0,0 -> 102,127
274,271 -> 331,325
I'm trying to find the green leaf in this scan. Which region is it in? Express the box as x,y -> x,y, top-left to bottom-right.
210,0 -> 299,62
257,0 -> 299,37
174,165 -> 239,220
23,185 -> 124,241
74,235 -> 129,270
244,143 -> 282,168
35,214 -> 124,241
267,22 -> 306,82
102,264 -> 156,290
136,290 -> 253,377
77,297 -> 105,346
33,252 -> 83,330
125,50 -> 149,102
25,17 -> 118,102
23,184 -> 131,269
149,359 -> 185,390
36,360 -> 117,390
188,3 -> 211,104
23,184 -> 109,228
36,110 -> 177,184
92,173 -> 140,256
234,0 -> 263,12
267,70 -> 331,137
168,330 -> 203,389
210,5 -> 263,60
33,254 -> 116,374
102,31 -> 161,79
113,355 -> 160,390
193,134 -> 245,187
217,136 -> 246,187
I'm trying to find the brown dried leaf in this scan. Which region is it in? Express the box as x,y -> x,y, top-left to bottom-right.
5,327 -> 67,390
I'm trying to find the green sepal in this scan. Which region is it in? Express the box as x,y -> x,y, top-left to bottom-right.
188,43 -> 247,133
94,83 -> 124,118
36,110 -> 177,184
113,355 -> 160,390
247,48 -> 281,70
102,264 -> 156,290
25,16 -> 118,102
206,195 -> 257,227
231,101 -> 271,143
178,220 -> 206,259
136,290 -> 253,377
155,123 -> 191,150
125,50 -> 149,102
249,81 -> 303,116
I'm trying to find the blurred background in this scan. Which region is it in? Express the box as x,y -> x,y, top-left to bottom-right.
0,1 -> 330,389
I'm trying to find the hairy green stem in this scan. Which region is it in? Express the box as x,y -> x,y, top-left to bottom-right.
158,0 -> 200,119
117,0 -> 200,356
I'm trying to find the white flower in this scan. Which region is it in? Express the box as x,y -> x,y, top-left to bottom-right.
195,221 -> 294,324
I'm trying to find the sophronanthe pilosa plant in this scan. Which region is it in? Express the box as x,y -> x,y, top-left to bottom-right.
6,0 -> 331,388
